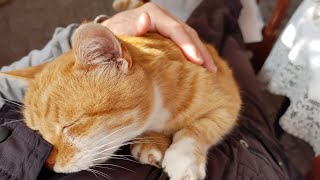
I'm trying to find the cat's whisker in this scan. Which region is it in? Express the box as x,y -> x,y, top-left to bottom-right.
97,132 -> 136,148
0,119 -> 24,127
85,155 -> 138,165
3,103 -> 22,112
90,168 -> 111,179
81,150 -> 135,160
130,140 -> 168,145
91,136 -> 164,152
0,97 -> 25,108
6,105 -> 21,111
106,140 -> 168,155
94,163 -> 135,173
82,125 -> 146,155
8,108 -> 23,114
109,136 -> 165,144
103,154 -> 138,163
82,135 -> 168,160
82,145 -> 136,158
88,140 -> 166,158
83,141 -> 166,163
86,169 -> 100,180
0,100 -> 25,113
99,129 -> 165,147
89,122 -> 144,150
98,121 -> 160,145
108,156 -> 139,163
82,137 -> 129,155
109,154 -> 134,158
94,165 -> 115,171
103,122 -> 143,141
87,168 -> 111,179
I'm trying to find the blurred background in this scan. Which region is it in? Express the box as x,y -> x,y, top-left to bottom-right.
0,0 -> 300,67
0,0 -> 118,67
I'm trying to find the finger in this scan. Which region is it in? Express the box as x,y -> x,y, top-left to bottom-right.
140,4 -> 204,64
169,25 -> 203,64
202,48 -> 217,73
136,12 -> 151,36
184,26 -> 217,73
146,15 -> 203,64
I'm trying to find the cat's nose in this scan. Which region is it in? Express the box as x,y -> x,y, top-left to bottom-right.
45,147 -> 58,170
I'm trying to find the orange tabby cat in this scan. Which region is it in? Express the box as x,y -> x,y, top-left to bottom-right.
2,23 -> 241,180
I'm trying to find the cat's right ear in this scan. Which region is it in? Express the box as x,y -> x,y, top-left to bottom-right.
72,23 -> 132,73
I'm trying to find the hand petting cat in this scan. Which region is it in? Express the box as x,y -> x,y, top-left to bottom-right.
101,2 -> 217,72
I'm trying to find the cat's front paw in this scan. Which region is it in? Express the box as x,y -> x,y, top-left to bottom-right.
162,138 -> 206,180
130,132 -> 171,168
131,143 -> 166,168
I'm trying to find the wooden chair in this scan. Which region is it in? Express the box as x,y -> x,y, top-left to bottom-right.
247,0 -> 291,73
307,156 -> 320,180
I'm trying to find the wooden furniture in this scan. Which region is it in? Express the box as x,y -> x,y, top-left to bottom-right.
307,156 -> 320,180
248,0 -> 291,73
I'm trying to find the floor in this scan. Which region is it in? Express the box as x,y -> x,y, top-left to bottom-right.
0,0 -> 314,176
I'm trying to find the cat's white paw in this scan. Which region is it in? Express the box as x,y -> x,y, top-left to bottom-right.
162,138 -> 206,180
131,144 -> 163,168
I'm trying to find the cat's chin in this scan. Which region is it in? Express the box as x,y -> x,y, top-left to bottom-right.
53,154 -> 113,174
53,161 -> 106,174
53,164 -> 86,174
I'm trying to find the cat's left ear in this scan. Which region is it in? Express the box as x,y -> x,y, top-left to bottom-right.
72,23 -> 132,73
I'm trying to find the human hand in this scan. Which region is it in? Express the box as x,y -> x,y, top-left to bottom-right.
102,3 -> 216,72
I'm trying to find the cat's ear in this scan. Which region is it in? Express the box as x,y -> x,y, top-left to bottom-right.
0,62 -> 49,83
72,23 -> 132,73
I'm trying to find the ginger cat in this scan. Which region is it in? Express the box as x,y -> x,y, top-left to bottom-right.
1,23 -> 241,180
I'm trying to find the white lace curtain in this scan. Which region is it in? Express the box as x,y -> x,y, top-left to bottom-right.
258,0 -> 320,155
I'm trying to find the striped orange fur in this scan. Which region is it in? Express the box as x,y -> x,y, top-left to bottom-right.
1,23 -> 241,178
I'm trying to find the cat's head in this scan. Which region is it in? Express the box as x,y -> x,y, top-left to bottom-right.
1,23 -> 153,173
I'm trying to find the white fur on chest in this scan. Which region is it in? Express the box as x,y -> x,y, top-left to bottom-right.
145,83 -> 171,132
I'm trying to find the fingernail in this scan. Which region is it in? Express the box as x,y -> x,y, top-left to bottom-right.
193,51 -> 204,64
184,45 -> 204,64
